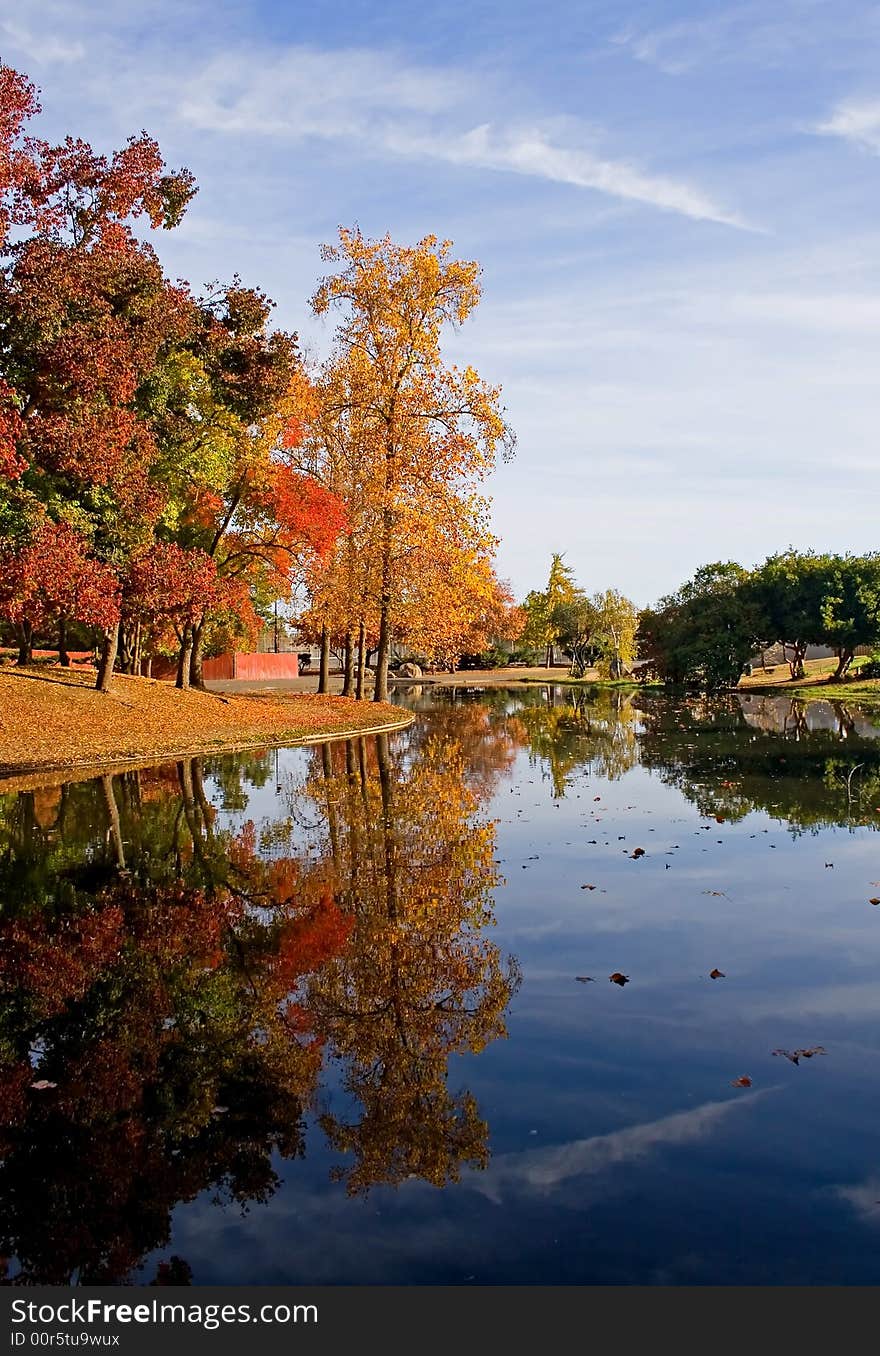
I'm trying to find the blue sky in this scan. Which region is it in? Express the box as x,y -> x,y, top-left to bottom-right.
4,0 -> 880,603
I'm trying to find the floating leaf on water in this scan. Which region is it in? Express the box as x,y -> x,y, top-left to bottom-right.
730,1076 -> 752,1087
609,972 -> 630,986
581,884 -> 597,890
630,848 -> 645,859
575,976 -> 595,983
709,968 -> 726,979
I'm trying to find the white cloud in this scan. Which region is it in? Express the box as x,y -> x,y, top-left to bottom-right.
171,45 -> 750,229
835,1173 -> 880,1223
389,123 -> 752,229
0,19 -> 85,64
817,98 -> 880,152
470,1091 -> 769,1203
613,2 -> 879,77
178,46 -> 468,139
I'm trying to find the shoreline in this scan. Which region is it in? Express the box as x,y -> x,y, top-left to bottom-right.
0,666 -> 414,792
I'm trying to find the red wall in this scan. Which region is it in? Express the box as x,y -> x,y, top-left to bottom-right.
201,653 -> 235,680
151,652 -> 298,682
232,652 -> 299,680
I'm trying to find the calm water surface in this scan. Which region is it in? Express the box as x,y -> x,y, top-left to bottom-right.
3,685 -> 880,1284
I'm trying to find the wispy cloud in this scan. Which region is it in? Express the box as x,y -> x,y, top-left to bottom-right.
0,19 -> 85,64
816,98 -> 880,152
392,123 -> 752,229
174,46 -> 750,229
835,1173 -> 880,1223
613,1 -> 879,77
469,1091 -> 768,1204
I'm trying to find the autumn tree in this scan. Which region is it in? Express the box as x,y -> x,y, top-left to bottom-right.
590,588 -> 639,678
520,553 -> 579,667
0,61 -> 197,689
310,228 -> 513,702
0,519 -> 119,664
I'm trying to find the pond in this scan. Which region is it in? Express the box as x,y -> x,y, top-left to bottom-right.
3,684 -> 880,1285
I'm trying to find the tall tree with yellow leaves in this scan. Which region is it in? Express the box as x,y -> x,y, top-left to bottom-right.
311,228 -> 513,701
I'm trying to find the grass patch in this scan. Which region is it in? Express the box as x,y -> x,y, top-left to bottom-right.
0,665 -> 412,784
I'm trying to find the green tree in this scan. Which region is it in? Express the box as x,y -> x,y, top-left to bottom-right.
752,549 -> 825,679
816,552 -> 880,680
520,553 -> 579,667
640,562 -> 759,690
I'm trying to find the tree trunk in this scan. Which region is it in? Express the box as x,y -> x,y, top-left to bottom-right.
16,620 -> 33,666
176,625 -> 193,690
545,642 -> 553,669
318,624 -> 330,693
101,775 -> 126,870
374,605 -> 391,702
342,630 -> 354,697
117,622 -> 134,674
95,622 -> 119,692
132,619 -> 142,677
356,620 -> 367,700
58,615 -> 70,667
831,647 -> 854,682
189,618 -> 206,690
788,640 -> 806,681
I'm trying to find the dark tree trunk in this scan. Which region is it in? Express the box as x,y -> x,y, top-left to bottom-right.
341,630 -> 354,697
831,647 -> 854,682
356,620 -> 367,701
318,624 -> 330,693
58,615 -> 70,667
788,640 -> 807,681
176,625 -> 193,690
117,623 -> 134,674
17,620 -> 33,666
189,618 -> 206,690
95,622 -> 119,692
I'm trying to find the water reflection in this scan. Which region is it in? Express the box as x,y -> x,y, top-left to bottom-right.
2,686 -> 880,1284
0,717 -> 520,1282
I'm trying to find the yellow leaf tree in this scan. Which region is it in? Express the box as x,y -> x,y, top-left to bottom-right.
311,228 -> 514,700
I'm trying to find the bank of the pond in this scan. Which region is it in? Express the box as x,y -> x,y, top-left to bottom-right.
738,657 -> 880,709
0,665 -> 412,788
390,665 -> 660,689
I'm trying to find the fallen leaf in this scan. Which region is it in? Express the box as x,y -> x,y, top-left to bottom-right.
609,972 -> 630,986
730,1076 -> 752,1088
709,968 -> 725,979
575,976 -> 595,983
630,847 -> 645,859
581,884 -> 597,890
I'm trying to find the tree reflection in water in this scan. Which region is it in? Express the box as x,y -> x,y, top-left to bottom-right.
3,685 -> 877,1282
0,708 -> 520,1282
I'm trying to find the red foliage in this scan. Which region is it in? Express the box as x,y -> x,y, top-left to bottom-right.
0,379 -> 23,480
125,543 -> 219,629
0,905 -> 126,1018
271,893 -> 353,992
265,465 -> 347,558
0,520 -> 120,631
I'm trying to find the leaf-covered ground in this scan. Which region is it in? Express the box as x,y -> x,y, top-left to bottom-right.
0,666 -> 411,787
